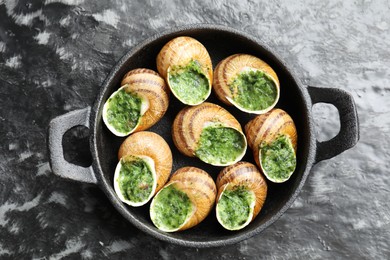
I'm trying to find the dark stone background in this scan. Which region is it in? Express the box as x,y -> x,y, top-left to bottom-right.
0,0 -> 389,259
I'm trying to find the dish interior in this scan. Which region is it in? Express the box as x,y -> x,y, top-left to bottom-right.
94,28 -> 310,243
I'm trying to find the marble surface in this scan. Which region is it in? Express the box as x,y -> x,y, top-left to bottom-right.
1,0 -> 389,258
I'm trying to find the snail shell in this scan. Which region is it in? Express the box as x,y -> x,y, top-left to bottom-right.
103,68 -> 169,137
156,36 -> 213,105
150,167 -> 217,232
213,54 -> 280,114
172,102 -> 247,166
114,131 -> 172,206
245,108 -> 298,183
216,161 -> 267,231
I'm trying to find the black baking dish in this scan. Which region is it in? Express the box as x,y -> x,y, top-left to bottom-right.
48,24 -> 359,247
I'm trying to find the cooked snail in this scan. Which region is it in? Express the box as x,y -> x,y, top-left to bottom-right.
114,131 -> 172,207
172,102 -> 247,166
156,36 -> 213,105
150,167 -> 216,232
213,54 -> 280,114
216,161 -> 267,231
245,108 -> 297,183
103,68 -> 169,136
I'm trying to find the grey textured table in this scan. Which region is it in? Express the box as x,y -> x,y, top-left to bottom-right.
1,0 -> 389,259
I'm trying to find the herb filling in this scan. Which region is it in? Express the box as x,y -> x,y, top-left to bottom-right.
230,70 -> 277,111
195,126 -> 246,165
106,88 -> 142,134
168,60 -> 209,104
151,184 -> 193,230
217,186 -> 255,229
117,157 -> 154,203
260,135 -> 296,181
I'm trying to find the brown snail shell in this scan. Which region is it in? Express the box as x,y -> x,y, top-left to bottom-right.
121,68 -> 169,130
114,131 -> 173,206
215,161 -> 268,230
103,68 -> 169,136
150,167 -> 217,232
213,54 -> 280,114
156,36 -> 213,105
172,102 -> 247,166
245,108 -> 298,183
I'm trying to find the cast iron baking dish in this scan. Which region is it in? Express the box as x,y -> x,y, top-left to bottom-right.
48,24 -> 359,247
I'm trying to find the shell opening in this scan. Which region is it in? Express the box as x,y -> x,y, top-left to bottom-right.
113,155 -> 157,207
216,184 -> 255,231
167,60 -> 211,106
226,69 -> 279,114
194,125 -> 247,166
259,134 -> 297,183
150,182 -> 194,232
102,85 -> 149,137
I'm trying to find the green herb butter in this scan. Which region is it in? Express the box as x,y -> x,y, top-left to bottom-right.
106,88 -> 142,134
217,186 -> 255,229
151,184 -> 193,230
230,70 -> 277,111
168,60 -> 209,104
117,157 -> 154,203
195,126 -> 246,165
260,135 -> 296,181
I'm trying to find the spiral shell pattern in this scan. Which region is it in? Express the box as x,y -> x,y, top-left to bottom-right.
121,68 -> 169,131
150,167 -> 216,232
172,102 -> 243,158
102,68 -> 169,137
118,131 -> 172,193
213,54 -> 280,113
216,161 -> 267,225
157,36 -> 213,81
156,36 -> 213,105
245,108 -> 297,174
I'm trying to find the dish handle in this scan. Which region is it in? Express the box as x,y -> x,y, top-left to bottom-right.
48,107 -> 97,184
308,86 -> 359,164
